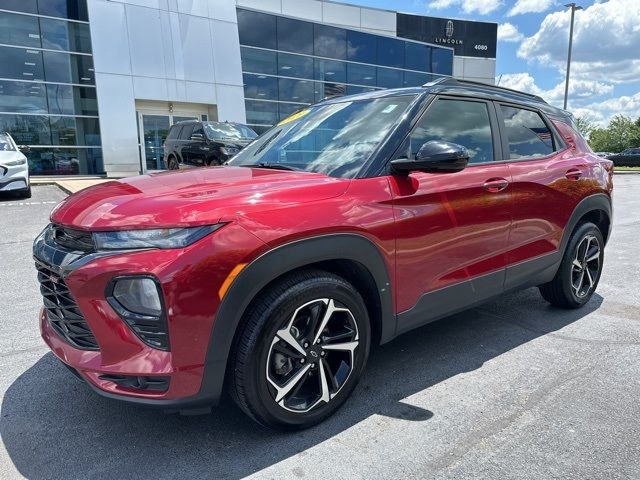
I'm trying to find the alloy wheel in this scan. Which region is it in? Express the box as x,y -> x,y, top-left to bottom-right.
265,298 -> 359,413
571,234 -> 601,298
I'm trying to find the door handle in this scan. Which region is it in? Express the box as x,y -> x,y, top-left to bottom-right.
565,168 -> 582,180
483,178 -> 509,193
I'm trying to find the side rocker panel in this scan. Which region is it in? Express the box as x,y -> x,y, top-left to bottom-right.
197,234 -> 395,405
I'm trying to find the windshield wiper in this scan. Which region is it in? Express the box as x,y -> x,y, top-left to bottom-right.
236,162 -> 303,172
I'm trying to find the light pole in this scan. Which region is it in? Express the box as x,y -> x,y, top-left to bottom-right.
563,3 -> 582,110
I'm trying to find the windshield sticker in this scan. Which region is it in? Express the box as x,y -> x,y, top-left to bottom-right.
277,108 -> 310,126
381,104 -> 399,114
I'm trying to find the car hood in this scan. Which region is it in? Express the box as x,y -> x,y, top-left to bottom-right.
50,166 -> 350,230
0,151 -> 26,165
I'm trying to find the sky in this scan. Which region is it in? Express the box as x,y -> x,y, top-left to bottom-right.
342,0 -> 639,126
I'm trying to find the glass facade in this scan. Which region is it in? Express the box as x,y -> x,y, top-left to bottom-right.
0,0 -> 102,175
237,8 -> 453,133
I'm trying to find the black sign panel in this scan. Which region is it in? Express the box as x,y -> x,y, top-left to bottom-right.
397,13 -> 497,59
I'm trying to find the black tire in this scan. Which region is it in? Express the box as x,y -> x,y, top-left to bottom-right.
539,222 -> 604,308
167,156 -> 179,170
17,185 -> 31,199
229,269 -> 371,430
9,184 -> 31,199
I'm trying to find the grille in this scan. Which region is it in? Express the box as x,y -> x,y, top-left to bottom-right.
36,261 -> 99,350
52,225 -> 95,253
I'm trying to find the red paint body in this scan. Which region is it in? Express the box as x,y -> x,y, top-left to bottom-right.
40,115 -> 612,404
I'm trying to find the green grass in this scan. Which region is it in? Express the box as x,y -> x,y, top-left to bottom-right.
614,166 -> 640,171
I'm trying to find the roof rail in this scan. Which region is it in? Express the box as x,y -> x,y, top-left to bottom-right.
423,77 -> 547,104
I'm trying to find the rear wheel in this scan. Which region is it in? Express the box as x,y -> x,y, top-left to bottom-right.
230,270 -> 370,429
167,156 -> 179,170
539,222 -> 604,308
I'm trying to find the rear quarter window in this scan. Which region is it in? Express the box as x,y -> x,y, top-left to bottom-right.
500,105 -> 555,159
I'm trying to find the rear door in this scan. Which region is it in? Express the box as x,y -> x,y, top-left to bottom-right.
496,103 -> 585,289
390,96 -> 513,332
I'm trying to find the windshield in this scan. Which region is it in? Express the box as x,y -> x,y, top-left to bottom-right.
204,122 -> 257,141
227,95 -> 416,178
0,133 -> 15,152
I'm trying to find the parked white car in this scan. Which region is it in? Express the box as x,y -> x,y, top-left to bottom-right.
0,132 -> 30,198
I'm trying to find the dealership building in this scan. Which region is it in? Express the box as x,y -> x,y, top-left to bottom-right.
0,0 -> 497,177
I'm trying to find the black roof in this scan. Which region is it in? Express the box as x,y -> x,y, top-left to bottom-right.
319,77 -> 570,120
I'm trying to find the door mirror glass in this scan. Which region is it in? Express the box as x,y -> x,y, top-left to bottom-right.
190,133 -> 205,141
391,140 -> 469,174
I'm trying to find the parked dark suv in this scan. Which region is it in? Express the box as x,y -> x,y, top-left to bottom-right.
36,79 -> 613,429
163,120 -> 257,169
606,147 -> 640,167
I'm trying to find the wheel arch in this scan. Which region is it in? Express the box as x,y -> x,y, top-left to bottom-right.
561,193 -> 612,253
197,233 -> 395,404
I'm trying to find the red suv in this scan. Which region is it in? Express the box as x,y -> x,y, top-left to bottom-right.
35,79 -> 613,429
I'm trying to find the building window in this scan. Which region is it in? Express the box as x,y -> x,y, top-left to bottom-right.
277,17 -> 313,55
277,52 -> 313,80
346,30 -> 376,64
377,37 -> 405,69
241,47 -> 277,75
237,9 -> 276,50
237,8 -> 453,132
314,24 -> 346,60
0,1 -> 101,175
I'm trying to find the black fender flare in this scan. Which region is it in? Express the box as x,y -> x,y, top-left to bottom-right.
196,233 -> 395,405
560,193 -> 612,253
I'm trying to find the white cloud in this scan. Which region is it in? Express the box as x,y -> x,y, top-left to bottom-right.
428,0 -> 502,15
508,0 -> 554,16
497,23 -> 524,42
518,0 -> 640,83
497,72 -> 621,125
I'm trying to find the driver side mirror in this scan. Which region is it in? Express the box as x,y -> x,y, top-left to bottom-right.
190,133 -> 205,141
390,140 -> 469,174
18,145 -> 30,154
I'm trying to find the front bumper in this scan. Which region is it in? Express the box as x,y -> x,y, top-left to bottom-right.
35,222 -> 266,410
0,163 -> 29,191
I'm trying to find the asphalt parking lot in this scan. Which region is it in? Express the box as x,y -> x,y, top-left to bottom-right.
1,177 -> 639,480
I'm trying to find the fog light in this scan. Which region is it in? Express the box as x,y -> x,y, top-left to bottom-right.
107,276 -> 169,350
113,277 -> 161,316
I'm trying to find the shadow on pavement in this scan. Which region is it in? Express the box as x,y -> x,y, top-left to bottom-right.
1,288 -> 602,479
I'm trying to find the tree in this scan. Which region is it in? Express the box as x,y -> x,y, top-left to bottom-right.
586,115 -> 640,152
575,116 -> 595,140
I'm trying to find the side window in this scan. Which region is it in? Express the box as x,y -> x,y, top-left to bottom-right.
410,99 -> 494,164
192,124 -> 204,138
179,124 -> 194,140
500,105 -> 555,159
166,125 -> 181,140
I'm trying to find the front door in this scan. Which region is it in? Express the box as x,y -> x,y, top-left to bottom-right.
181,123 -> 208,167
390,96 -> 512,332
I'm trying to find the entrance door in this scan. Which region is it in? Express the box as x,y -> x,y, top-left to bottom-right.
135,101 -> 212,173
141,114 -> 170,171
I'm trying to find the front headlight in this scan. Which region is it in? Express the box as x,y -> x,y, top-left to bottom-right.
220,146 -> 239,156
93,224 -> 224,250
3,158 -> 27,166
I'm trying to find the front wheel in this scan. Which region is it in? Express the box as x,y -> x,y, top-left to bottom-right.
229,270 -> 370,430
539,222 -> 604,308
